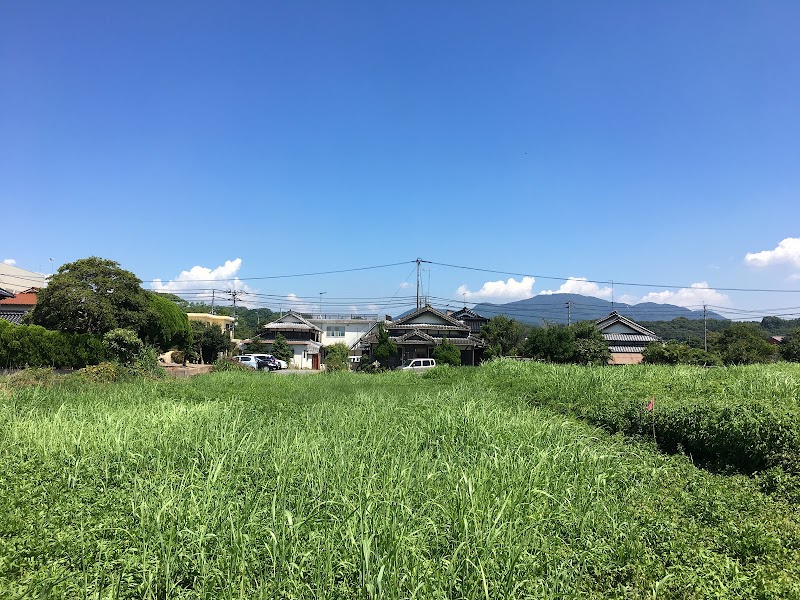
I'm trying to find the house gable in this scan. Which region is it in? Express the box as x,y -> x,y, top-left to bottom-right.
393,305 -> 466,328
596,311 -> 658,337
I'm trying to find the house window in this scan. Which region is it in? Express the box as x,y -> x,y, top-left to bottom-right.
326,326 -> 345,338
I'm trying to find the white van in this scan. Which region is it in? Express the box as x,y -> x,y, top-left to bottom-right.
397,358 -> 436,372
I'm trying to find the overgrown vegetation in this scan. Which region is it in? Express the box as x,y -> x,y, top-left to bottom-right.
323,342 -> 350,371
1,365 -> 799,597
0,319 -> 104,369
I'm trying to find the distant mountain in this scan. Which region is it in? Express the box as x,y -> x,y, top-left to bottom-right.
471,293 -> 727,326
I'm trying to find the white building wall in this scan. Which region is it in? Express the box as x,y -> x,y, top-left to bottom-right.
312,319 -> 376,353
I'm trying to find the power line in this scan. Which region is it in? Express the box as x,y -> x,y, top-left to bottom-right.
424,260 -> 800,293
141,260 -> 415,284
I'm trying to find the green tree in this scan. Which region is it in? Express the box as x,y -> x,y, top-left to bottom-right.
30,257 -> 149,335
714,323 -> 776,365
103,328 -> 144,366
481,316 -> 524,357
545,325 -> 575,363
270,333 -> 293,365
190,322 -> 232,363
373,323 -> 397,365
433,337 -> 461,366
140,293 -> 191,351
571,321 -> 610,365
780,328 -> 800,362
324,343 -> 350,371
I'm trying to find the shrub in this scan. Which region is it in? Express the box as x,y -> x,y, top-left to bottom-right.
0,320 -> 104,369
211,357 -> 251,372
170,350 -> 186,365
103,328 -> 144,366
324,343 -> 350,372
129,346 -> 165,379
433,337 -> 461,366
75,362 -> 127,383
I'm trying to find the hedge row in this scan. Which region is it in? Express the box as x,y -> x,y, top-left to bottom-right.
479,360 -> 800,475
0,320 -> 104,369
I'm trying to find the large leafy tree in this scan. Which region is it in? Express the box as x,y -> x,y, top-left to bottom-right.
30,257 -> 149,335
780,328 -> 800,362
714,323 -> 776,365
189,321 -> 232,363
140,293 -> 191,351
481,316 -> 524,358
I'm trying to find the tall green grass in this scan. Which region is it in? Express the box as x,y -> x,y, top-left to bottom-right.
1,369 -> 799,598
476,360 -> 800,475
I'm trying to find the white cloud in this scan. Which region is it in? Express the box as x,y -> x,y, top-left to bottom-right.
456,277 -> 535,303
151,259 -> 255,304
284,293 -> 316,314
638,282 -> 730,307
2,259 -> 16,265
744,238 -> 800,268
399,282 -> 411,289
539,277 -> 613,300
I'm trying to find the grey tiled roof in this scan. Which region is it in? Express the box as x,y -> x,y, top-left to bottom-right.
450,307 -> 488,321
389,323 -> 468,332
0,311 -> 23,324
392,305 -> 467,328
603,333 -> 659,343
608,345 -> 648,353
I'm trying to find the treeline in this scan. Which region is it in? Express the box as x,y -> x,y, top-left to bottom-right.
479,315 -> 800,366
641,315 -> 800,344
176,300 -> 278,340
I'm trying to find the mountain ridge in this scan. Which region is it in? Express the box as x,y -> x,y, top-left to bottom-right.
471,293 -> 727,326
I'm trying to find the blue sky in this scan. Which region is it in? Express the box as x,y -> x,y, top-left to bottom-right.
2,1 -> 799,319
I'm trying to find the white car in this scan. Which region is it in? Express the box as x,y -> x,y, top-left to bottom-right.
233,355 -> 260,369
397,358 -> 436,372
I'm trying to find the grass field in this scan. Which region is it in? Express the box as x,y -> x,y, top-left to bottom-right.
1,362 -> 800,598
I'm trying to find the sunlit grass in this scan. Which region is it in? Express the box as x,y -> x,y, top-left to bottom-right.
1,367 -> 799,598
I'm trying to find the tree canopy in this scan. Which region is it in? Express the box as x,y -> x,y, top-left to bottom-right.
481,316 -> 524,358
30,257 -> 148,335
433,337 -> 461,366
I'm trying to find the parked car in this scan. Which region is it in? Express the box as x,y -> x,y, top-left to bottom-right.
246,353 -> 286,370
233,355 -> 261,369
397,358 -> 436,372
258,356 -> 280,371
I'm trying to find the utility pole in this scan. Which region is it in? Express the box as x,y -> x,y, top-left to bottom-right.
211,289 -> 216,315
226,289 -> 245,339
319,291 -> 326,318
566,301 -> 572,325
703,303 -> 708,352
416,257 -> 422,310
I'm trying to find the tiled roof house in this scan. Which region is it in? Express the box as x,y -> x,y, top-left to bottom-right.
360,304 -> 486,367
259,311 -> 323,369
0,287 -> 39,325
595,311 -> 660,365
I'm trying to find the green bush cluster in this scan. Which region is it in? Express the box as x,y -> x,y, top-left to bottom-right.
323,343 -> 350,372
0,320 -> 104,369
643,340 -> 722,366
75,362 -> 127,383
